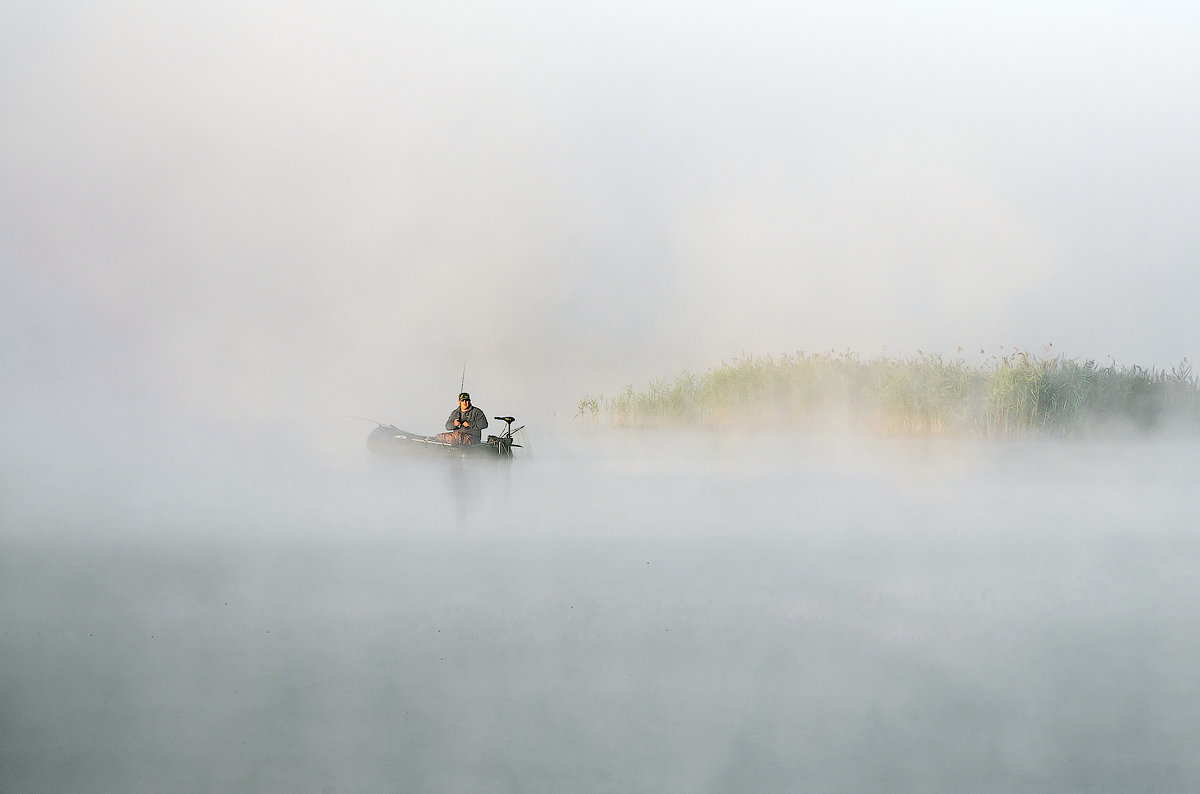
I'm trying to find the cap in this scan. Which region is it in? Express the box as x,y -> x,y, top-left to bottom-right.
458,392 -> 471,401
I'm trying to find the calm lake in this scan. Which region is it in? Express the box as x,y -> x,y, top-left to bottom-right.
3,427 -> 1199,792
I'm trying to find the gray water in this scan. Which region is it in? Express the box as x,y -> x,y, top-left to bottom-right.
3,429 -> 1199,792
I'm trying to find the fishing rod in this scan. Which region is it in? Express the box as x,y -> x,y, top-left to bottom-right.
345,415 -> 395,428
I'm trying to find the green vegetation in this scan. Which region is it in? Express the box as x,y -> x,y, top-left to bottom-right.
578,349 -> 1200,437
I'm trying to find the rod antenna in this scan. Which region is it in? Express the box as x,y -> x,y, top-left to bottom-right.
460,362 -> 467,394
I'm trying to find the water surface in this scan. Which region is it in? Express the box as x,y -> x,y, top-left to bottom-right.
3,429 -> 1198,792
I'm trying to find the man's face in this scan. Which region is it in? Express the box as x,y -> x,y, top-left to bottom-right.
459,399 -> 470,410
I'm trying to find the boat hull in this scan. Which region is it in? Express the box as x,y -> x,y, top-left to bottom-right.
366,425 -> 515,459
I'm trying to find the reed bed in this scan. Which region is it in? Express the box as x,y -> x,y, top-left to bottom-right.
578,350 -> 1200,437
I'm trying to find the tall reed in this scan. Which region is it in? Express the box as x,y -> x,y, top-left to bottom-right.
578,350 -> 1200,437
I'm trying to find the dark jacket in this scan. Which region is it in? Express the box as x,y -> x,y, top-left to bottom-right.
445,405 -> 488,441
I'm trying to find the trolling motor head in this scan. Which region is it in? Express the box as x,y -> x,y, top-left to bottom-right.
493,416 -> 521,435
483,416 -> 519,457
489,416 -> 525,451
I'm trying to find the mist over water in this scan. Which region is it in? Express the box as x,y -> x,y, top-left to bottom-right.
4,428 -> 1200,792
4,0 -> 1200,432
4,0 -> 1200,790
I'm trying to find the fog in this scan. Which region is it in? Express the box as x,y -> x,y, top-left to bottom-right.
3,1 -> 1199,436
3,1 -> 1200,791
5,433 -> 1200,791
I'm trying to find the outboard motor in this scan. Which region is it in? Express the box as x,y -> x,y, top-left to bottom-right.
487,416 -> 523,457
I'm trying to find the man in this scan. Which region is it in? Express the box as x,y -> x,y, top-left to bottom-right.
437,392 -> 488,445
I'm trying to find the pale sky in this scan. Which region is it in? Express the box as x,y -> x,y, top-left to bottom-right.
2,0 -> 1198,432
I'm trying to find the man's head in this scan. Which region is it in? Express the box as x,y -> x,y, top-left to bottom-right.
458,392 -> 471,407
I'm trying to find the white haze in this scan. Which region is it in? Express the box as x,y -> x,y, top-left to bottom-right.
2,0 -> 1199,446
3,2 -> 1200,792
6,433 -> 1200,792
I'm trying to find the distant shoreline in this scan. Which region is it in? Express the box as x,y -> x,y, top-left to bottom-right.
579,350 -> 1200,438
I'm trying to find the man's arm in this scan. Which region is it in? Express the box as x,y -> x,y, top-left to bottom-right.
446,410 -> 459,431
